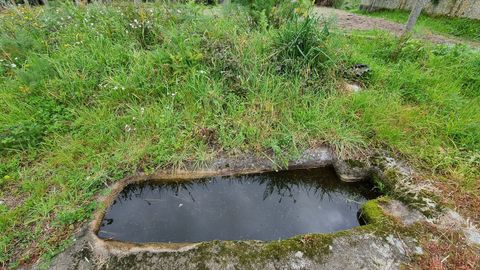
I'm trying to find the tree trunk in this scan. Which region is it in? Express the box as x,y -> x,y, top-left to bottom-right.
405,0 -> 427,32
368,0 -> 377,12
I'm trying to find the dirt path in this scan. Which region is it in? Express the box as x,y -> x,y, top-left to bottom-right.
314,7 -> 480,47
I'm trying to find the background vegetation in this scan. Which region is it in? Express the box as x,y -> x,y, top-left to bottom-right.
356,8 -> 480,42
0,0 -> 479,268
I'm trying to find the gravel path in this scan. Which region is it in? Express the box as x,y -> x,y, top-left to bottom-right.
314,7 -> 479,47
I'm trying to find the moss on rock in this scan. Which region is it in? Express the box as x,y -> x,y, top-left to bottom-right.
360,197 -> 392,225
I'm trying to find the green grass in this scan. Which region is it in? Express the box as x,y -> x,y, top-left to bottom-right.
355,9 -> 480,42
0,1 -> 479,268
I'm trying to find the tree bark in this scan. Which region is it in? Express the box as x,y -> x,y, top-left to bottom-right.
368,0 -> 377,12
405,0 -> 428,32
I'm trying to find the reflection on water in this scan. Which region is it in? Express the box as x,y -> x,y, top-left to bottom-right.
98,167 -> 378,243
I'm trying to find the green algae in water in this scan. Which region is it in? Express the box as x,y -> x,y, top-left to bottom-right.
98,167 -> 378,243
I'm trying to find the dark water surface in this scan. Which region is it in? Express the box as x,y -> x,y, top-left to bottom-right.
98,167 -> 378,243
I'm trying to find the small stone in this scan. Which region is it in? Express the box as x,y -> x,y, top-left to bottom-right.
345,64 -> 371,79
294,251 -> 303,258
414,246 -> 424,255
340,81 -> 363,93
465,229 -> 480,245
344,82 -> 362,93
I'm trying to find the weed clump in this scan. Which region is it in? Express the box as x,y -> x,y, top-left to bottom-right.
233,0 -> 312,28
201,37 -> 249,96
272,16 -> 336,91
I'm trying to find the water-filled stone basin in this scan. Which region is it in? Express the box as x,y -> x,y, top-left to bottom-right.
98,167 -> 378,243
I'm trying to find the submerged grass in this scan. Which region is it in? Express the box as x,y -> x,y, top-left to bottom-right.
0,1 -> 479,268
